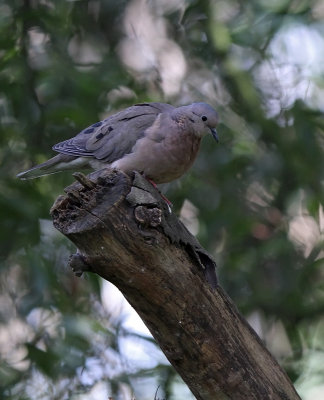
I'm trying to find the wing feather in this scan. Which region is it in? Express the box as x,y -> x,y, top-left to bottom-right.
52,103 -> 174,163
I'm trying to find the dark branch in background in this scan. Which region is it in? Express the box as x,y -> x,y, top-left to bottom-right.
51,168 -> 301,400
20,0 -> 46,152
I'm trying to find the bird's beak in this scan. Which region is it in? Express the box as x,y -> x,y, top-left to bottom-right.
210,127 -> 219,143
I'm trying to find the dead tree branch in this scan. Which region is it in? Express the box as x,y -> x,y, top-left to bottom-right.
50,168 -> 301,400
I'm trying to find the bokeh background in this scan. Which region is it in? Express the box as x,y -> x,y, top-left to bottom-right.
1,0 -> 324,399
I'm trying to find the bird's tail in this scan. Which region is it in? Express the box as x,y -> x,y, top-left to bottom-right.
16,154 -> 85,180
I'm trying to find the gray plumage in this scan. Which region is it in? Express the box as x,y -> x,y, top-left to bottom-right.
17,102 -> 219,183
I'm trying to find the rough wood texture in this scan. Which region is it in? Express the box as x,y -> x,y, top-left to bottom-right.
51,168 -> 301,400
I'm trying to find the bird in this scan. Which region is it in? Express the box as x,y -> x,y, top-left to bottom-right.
17,102 -> 219,184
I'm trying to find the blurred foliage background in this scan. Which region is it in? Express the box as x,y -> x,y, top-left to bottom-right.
0,0 -> 324,399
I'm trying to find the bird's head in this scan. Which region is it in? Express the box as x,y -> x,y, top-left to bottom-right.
172,103 -> 219,141
189,102 -> 219,141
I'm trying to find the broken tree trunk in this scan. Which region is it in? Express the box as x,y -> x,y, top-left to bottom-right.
50,168 -> 301,400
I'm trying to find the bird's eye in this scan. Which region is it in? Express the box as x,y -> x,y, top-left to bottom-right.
201,116 -> 207,121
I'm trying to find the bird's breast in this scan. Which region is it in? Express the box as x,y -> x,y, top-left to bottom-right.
112,125 -> 201,183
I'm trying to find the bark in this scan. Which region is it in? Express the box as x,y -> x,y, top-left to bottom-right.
50,168 -> 301,400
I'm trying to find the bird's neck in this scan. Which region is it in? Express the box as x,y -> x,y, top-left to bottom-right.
171,107 -> 197,133
171,106 -> 190,122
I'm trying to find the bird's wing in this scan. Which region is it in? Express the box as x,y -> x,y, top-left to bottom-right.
52,103 -> 174,163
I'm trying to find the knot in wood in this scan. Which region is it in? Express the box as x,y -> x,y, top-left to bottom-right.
134,205 -> 162,228
69,253 -> 91,277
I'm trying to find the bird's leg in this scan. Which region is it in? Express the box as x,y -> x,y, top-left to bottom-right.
146,178 -> 173,209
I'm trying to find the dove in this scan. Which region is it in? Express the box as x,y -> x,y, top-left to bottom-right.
17,102 -> 219,183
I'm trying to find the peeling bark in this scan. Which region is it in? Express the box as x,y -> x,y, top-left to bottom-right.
51,168 -> 301,400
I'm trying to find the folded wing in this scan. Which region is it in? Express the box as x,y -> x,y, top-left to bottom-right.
52,103 -> 174,163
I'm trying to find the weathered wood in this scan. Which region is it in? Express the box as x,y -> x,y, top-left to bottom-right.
51,168 -> 301,400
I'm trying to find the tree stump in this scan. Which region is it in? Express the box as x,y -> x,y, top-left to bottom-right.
50,168 -> 301,400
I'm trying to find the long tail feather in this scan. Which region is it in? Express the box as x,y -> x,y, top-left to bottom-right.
16,154 -> 86,180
